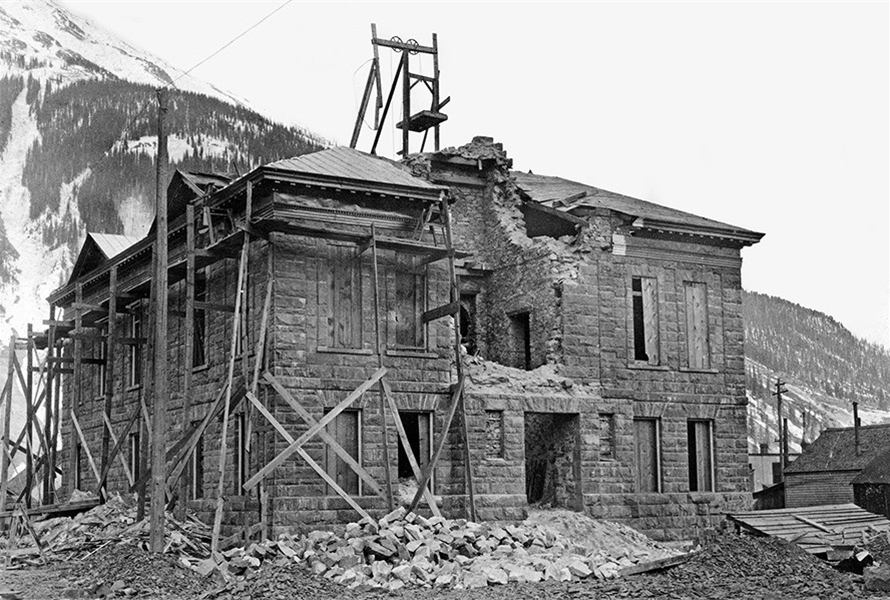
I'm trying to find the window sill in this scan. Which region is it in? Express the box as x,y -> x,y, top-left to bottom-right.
679,367 -> 720,374
627,362 -> 669,371
192,364 -> 210,374
317,346 -> 373,356
386,349 -> 437,359
484,457 -> 508,464
126,385 -> 142,392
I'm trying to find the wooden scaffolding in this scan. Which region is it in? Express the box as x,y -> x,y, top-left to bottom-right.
1,185 -> 478,547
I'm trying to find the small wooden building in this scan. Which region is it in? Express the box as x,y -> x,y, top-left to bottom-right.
852,448 -> 890,519
784,423 -> 890,508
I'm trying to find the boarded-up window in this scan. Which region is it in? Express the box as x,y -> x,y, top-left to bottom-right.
685,282 -> 710,369
127,309 -> 142,387
631,277 -> 659,365
396,412 -> 432,481
324,244 -> 363,349
325,410 -> 361,496
634,418 -> 660,492
687,420 -> 714,492
190,422 -> 204,500
486,410 -> 505,459
599,413 -> 615,459
394,254 -> 425,348
193,269 -> 207,367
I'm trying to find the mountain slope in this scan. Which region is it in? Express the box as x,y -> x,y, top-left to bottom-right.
0,0 -> 328,338
743,290 -> 890,453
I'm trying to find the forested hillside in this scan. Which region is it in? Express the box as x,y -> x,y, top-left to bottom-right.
21,78 -> 325,253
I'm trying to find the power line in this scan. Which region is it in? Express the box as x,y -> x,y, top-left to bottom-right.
168,0 -> 295,88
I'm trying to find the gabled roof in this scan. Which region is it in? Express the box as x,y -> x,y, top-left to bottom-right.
784,424 -> 890,474
268,147 -> 442,193
67,233 -> 143,285
851,447 -> 890,485
512,171 -> 763,245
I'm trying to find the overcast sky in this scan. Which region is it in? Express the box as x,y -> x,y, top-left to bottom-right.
61,1 -> 890,349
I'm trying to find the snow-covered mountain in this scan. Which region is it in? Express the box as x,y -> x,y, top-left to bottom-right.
0,0 -> 327,341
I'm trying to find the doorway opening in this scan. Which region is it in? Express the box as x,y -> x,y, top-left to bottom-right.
524,412 -> 581,510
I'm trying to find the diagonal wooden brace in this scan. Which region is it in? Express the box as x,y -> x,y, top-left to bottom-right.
245,391 -> 372,522
243,367 -> 387,491
380,379 -> 441,517
408,376 -> 465,514
261,371 -> 384,498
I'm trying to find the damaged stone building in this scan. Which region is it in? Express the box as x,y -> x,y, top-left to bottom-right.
45,137 -> 763,541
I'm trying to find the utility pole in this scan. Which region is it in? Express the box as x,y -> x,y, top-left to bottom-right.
772,378 -> 788,477
149,87 -> 169,553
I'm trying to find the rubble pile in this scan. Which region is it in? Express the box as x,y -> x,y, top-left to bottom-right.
200,506 -> 683,591
15,494 -> 211,561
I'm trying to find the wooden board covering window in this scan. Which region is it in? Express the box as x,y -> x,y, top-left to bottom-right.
632,277 -> 659,365
394,253 -> 425,348
687,420 -> 714,492
326,245 -> 362,349
325,410 -> 361,496
685,282 -> 710,369
191,422 -> 204,500
634,418 -> 660,492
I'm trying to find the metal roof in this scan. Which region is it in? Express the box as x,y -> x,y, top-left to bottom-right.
268,147 -> 442,192
784,424 -> 890,474
512,171 -> 763,240
90,233 -> 144,260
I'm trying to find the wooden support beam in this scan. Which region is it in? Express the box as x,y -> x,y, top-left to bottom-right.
211,179 -> 251,553
99,265 -> 117,502
246,391 -> 372,522
369,224 -> 394,510
380,379 -> 441,517
260,372 -> 384,499
194,301 -> 236,313
103,413 -> 133,487
243,367 -> 387,491
440,196 -> 476,521
25,324 -> 34,509
71,283 -> 84,488
0,335 -> 14,510
421,301 -> 459,324
70,410 -> 102,490
95,404 -> 140,494
180,203 -> 196,518
407,376 -> 465,514
43,305 -> 55,505
165,385 -> 244,495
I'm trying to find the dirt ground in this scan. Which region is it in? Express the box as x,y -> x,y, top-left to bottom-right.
1,532 -> 886,600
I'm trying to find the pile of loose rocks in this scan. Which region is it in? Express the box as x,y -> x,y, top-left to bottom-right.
196,507 -> 684,591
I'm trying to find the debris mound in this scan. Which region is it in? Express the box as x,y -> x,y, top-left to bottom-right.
205,507 -> 682,591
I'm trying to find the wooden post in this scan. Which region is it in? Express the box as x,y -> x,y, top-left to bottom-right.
782,417 -> 789,473
401,48 -> 410,156
371,23 -> 383,129
44,306 -> 55,504
773,378 -> 785,481
150,86 -> 169,553
432,32 -> 440,151
211,181 -> 251,553
440,195 -> 476,521
180,203 -> 196,515
0,334 -> 15,511
71,283 -> 84,493
370,225 -> 394,510
100,266 -> 117,504
25,325 -> 33,509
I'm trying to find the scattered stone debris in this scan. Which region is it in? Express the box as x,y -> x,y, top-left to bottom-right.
197,506 -> 684,592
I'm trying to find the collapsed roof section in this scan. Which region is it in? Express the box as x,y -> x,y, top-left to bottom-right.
513,171 -> 764,248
